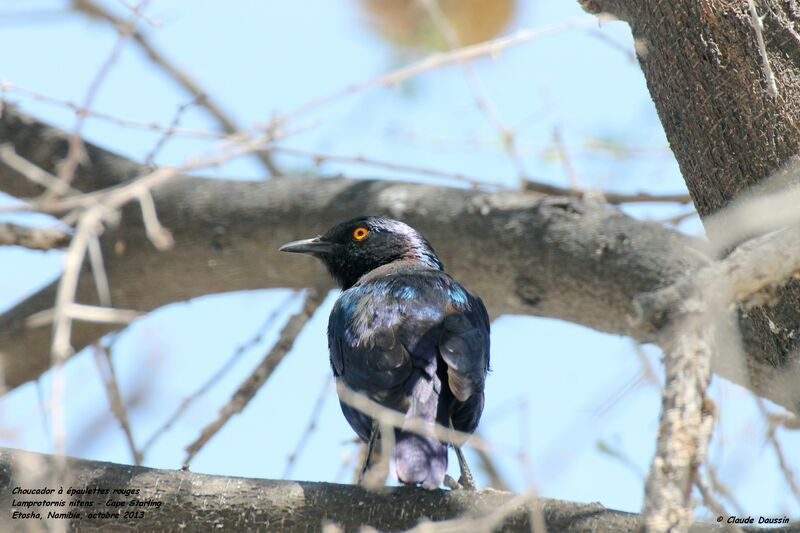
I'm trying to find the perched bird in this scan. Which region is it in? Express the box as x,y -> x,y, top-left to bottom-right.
280,216 -> 490,489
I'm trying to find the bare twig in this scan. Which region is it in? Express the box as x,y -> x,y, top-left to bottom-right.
274,145 -> 500,189
87,235 -> 111,306
587,29 -> 637,62
661,208 -> 698,226
142,291 -> 299,455
93,343 -> 142,465
116,0 -> 160,27
362,419 -> 393,490
471,440 -> 511,491
279,17 -> 612,124
25,304 -> 141,329
0,222 -> 70,250
334,382 -> 494,455
695,473 -> 743,533
707,463 -> 746,517
1,82 -> 228,140
137,189 -> 174,250
523,179 -> 691,205
275,145 -> 692,204
183,285 -> 326,468
748,0 -> 779,98
283,376 -> 333,479
72,0 -> 282,177
53,1 -> 150,196
757,399 -> 800,504
552,126 -> 581,190
418,0 -> 533,185
144,98 -> 199,167
0,143 -> 81,196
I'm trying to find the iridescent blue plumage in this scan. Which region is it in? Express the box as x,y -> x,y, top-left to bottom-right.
280,216 -> 490,489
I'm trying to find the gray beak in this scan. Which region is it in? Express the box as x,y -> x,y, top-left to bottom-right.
279,236 -> 335,255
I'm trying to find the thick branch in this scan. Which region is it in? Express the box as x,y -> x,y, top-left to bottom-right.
0,447 -> 792,532
0,108 -> 797,418
639,221 -> 800,531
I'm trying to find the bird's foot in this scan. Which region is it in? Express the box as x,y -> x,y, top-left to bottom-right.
358,421 -> 380,485
454,446 -> 476,490
444,474 -> 463,490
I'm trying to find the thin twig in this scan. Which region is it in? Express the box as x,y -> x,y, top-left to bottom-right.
661,208 -> 698,226
53,1 -> 150,196
1,123 -> 306,217
418,0 -> 533,185
523,179 -> 691,204
274,145 -> 500,189
552,126 -> 582,190
1,82 -> 229,140
0,143 -> 82,196
26,304 -> 142,328
72,0 -> 282,177
137,190 -> 174,250
183,286 -> 326,468
706,464 -> 747,516
471,439 -> 511,491
279,17 -> 612,124
144,98 -> 199,167
695,473 -> 743,533
748,0 -> 779,98
87,235 -> 111,306
283,376 -> 333,479
757,399 -> 800,504
0,222 -> 70,250
116,0 -> 160,27
707,464 -> 746,516
93,343 -> 142,465
142,291 -> 299,455
334,381 -> 495,454
275,145 -> 692,204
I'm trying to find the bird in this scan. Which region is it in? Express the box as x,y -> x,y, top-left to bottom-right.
280,216 -> 490,490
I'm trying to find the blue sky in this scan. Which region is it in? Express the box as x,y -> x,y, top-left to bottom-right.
1,0 -> 798,520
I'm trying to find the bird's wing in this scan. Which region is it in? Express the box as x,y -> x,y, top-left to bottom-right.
328,287 -> 413,394
328,284 -> 414,442
439,289 -> 490,403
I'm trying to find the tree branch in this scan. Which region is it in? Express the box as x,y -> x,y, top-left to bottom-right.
1,447 -> 793,532
0,107 -> 797,419
0,222 -> 70,250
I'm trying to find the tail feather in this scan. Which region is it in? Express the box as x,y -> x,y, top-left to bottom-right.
393,369 -> 447,489
394,431 -> 447,488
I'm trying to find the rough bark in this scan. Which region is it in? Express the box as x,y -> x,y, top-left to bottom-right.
579,0 -> 800,407
1,107 -> 798,416
0,108 -> 703,382
0,447 -> 795,532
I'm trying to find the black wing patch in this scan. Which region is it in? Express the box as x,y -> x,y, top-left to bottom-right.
439,299 -> 489,402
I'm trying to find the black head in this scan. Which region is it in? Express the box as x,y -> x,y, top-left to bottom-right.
279,216 -> 443,289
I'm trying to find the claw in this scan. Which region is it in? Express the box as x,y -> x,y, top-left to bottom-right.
444,474 -> 462,490
358,420 -> 380,485
453,446 -> 476,490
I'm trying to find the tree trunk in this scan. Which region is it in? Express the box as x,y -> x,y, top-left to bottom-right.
580,0 -> 800,412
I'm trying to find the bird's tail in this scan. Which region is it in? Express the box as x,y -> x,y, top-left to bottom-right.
393,371 -> 447,489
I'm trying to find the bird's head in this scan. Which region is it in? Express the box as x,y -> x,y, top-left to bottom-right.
279,216 -> 443,289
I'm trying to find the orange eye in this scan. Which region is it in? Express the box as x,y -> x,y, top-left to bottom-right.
353,227 -> 369,241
